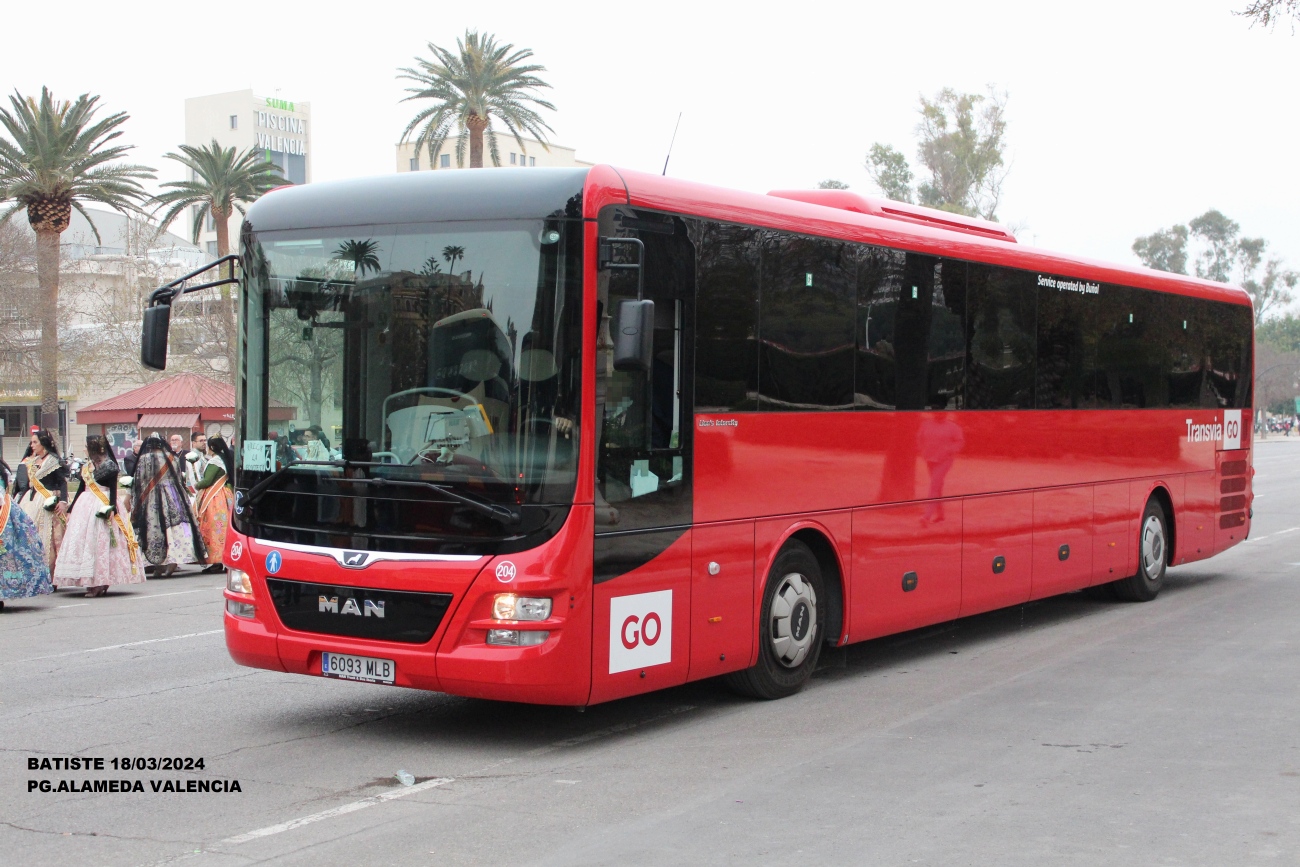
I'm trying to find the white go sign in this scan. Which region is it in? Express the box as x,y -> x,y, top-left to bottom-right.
608,590 -> 673,674
1223,409 -> 1242,450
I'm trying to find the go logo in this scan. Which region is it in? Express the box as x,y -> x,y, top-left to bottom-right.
608,590 -> 672,674
1223,409 -> 1242,450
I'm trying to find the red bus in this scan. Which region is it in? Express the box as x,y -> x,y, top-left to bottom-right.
143,166 -> 1254,704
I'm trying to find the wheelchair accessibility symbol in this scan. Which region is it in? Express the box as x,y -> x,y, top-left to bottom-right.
265,550 -> 282,574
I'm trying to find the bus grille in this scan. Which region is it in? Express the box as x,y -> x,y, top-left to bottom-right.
266,578 -> 453,644
1218,460 -> 1249,530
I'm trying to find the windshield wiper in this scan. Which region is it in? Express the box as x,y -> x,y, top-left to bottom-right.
240,459 -> 521,525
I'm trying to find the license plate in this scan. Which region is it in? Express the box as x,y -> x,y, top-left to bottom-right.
321,652 -> 396,685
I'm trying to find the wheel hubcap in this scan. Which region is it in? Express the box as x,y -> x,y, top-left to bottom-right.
770,572 -> 817,668
1141,514 -> 1165,580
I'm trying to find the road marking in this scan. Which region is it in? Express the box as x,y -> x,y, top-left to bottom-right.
54,602 -> 89,609
8,630 -> 223,664
220,777 -> 454,845
121,587 -> 223,601
217,703 -> 697,850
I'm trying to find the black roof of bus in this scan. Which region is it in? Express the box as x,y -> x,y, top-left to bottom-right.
245,167 -> 590,232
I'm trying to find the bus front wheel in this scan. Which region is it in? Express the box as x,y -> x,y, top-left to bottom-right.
1111,498 -> 1169,602
726,540 -> 825,700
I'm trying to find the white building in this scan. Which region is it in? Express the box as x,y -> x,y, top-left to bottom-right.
395,134 -> 590,173
184,90 -> 312,257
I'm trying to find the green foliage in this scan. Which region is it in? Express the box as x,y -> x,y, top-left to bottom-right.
864,144 -> 913,203
1133,209 -> 1297,323
915,88 -> 1007,219
1132,224 -> 1189,275
152,139 -> 286,246
1189,209 -> 1241,282
1257,314 -> 1300,352
817,179 -> 850,190
399,30 -> 555,168
0,87 -> 153,242
866,88 -> 1008,219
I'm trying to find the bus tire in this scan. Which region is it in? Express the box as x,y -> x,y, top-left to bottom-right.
725,540 -> 825,700
1111,498 -> 1169,602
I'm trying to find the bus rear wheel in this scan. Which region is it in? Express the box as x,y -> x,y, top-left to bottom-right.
725,540 -> 825,700
1111,498 -> 1169,602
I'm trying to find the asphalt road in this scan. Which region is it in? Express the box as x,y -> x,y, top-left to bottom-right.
4,441 -> 1300,866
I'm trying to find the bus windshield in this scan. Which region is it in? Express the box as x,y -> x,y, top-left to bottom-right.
237,218 -> 583,553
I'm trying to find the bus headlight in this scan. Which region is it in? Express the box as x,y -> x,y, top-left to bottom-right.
486,629 -> 549,646
227,568 -> 252,595
492,594 -> 552,621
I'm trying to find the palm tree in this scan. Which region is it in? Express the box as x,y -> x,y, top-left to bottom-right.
332,239 -> 382,277
399,31 -> 556,169
0,88 -> 153,430
153,140 -> 286,263
442,244 -> 465,274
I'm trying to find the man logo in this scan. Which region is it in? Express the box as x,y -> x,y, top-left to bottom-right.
495,561 -> 517,583
342,551 -> 369,568
318,596 -> 385,617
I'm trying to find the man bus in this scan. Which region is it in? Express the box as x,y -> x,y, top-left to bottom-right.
142,166 -> 1253,705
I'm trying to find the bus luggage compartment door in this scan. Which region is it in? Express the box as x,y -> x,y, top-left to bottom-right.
687,521 -> 755,681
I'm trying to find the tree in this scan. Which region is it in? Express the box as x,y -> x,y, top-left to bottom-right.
866,87 -> 1009,219
332,239 -> 382,277
0,88 -> 153,430
442,244 -> 465,273
817,179 -> 850,190
152,140 -> 285,378
1238,0 -> 1299,28
1132,209 -> 1297,322
399,30 -> 556,169
1132,224 -> 1189,275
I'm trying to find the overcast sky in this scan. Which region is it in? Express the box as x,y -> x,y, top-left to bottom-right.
2,0 -> 1295,282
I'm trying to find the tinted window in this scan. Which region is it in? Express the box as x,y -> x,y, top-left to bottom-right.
855,246 -> 905,409
692,221 -> 759,412
1202,300 -> 1253,409
1036,281 -> 1101,409
758,233 -> 856,410
1097,286 -> 1166,408
1162,293 -> 1204,409
966,265 -> 1036,409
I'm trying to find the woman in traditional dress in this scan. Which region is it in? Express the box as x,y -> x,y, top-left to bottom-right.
193,435 -> 234,574
0,459 -> 53,609
131,436 -> 206,574
54,436 -> 145,596
9,429 -> 68,572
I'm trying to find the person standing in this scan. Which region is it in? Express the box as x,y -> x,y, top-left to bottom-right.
9,429 -> 69,572
183,431 -> 208,503
132,436 -> 206,574
0,459 -> 53,608
193,435 -> 234,574
122,439 -> 141,477
168,433 -> 186,455
53,436 -> 144,596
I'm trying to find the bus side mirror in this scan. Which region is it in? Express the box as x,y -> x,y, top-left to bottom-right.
613,299 -> 655,373
141,304 -> 171,371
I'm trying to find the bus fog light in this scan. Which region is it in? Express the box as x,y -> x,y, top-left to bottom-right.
227,568 -> 252,595
492,594 -> 552,621
226,599 -> 256,618
486,629 -> 549,646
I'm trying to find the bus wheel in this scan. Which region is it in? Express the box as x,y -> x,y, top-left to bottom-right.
1112,499 -> 1169,602
725,540 -> 824,700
